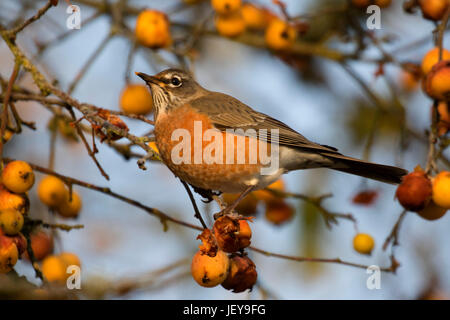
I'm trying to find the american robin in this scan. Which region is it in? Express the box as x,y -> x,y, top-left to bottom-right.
136,69 -> 407,212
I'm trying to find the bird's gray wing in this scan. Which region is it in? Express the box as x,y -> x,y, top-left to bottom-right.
189,92 -> 340,154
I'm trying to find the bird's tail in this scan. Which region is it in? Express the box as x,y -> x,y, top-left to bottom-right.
325,154 -> 408,184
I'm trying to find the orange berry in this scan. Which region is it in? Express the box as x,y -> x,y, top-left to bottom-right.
213,216 -> 251,252
265,200 -> 294,225
135,10 -> 172,48
0,185 -> 29,215
421,47 -> 450,75
400,70 -> 420,91
120,84 -> 153,115
376,0 -> 392,7
56,191 -> 82,218
96,110 -> 129,142
396,171 -> 432,211
59,252 -> 81,268
215,12 -> 246,37
222,193 -> 258,216
26,231 -> 54,261
1,160 -> 35,194
418,0 -> 449,21
432,171 -> 450,209
435,102 -> 450,136
41,255 -> 68,284
254,179 -> 285,203
0,209 -> 24,235
37,175 -> 67,208
351,0 -> 370,7
237,220 -> 252,248
0,235 -> 18,273
265,19 -> 297,51
417,200 -> 448,220
2,129 -> 14,144
211,0 -> 241,14
241,3 -> 267,30
353,233 -> 374,255
423,60 -> 450,100
351,0 -> 391,8
191,250 -> 230,287
221,254 -> 257,293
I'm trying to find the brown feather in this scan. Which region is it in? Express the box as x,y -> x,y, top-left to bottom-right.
189,91 -> 407,184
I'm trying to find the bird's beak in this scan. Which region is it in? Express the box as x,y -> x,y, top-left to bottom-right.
135,72 -> 162,86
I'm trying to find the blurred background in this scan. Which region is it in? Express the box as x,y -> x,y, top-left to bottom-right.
1,0 -> 450,299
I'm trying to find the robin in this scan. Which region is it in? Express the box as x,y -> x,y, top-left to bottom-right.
136,69 -> 407,213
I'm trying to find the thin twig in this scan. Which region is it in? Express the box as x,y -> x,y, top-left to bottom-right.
383,210 -> 408,251
68,107 -> 110,180
181,180 -> 207,229
5,0 -> 54,37
0,62 -> 19,162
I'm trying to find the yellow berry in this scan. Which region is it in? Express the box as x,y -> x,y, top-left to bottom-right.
120,84 -> 153,115
353,233 -> 375,255
191,250 -> 230,287
1,160 -> 35,194
432,171 -> 450,209
215,12 -> 246,37
0,209 -> 24,235
59,252 -> 81,268
135,10 -> 172,48
38,175 -> 67,208
56,191 -> 82,218
421,47 -> 450,75
265,19 -> 297,51
241,3 -> 267,30
211,0 -> 241,14
0,185 -> 29,215
41,255 -> 68,284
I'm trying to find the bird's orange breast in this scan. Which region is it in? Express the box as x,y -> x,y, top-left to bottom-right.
154,105 -> 270,192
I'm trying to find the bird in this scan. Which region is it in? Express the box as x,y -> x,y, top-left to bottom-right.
136,68 -> 407,212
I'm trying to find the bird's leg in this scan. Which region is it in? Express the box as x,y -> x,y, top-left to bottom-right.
214,185 -> 256,220
180,180 -> 208,229
212,194 -> 227,211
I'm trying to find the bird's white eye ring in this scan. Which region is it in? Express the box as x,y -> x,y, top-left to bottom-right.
171,76 -> 182,87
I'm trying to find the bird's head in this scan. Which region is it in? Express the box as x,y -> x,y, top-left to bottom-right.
135,69 -> 203,116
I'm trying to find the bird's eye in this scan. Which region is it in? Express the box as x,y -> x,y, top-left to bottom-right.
171,76 -> 182,87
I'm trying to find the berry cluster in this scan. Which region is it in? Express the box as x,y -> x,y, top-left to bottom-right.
0,160 -> 81,283
191,216 -> 256,292
396,168 -> 450,221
